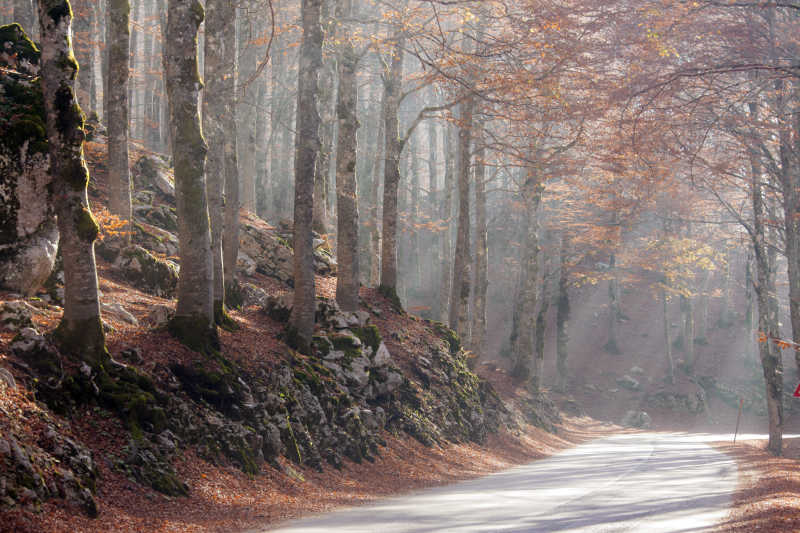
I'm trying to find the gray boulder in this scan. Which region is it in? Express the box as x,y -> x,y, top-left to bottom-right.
132,155 -> 175,198
113,245 -> 179,298
0,26 -> 59,296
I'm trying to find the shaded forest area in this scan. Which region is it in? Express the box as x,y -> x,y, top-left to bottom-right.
1,0 -> 800,530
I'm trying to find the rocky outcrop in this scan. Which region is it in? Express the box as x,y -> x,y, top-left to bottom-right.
0,24 -> 59,296
621,410 -> 652,429
113,245 -> 179,298
132,155 -> 175,199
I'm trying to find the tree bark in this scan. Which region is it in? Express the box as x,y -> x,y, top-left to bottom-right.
334,0 -> 360,312
72,0 -> 93,111
605,253 -> 621,354
511,168 -> 543,380
39,0 -> 106,365
533,251 -> 550,392
289,0 -> 323,351
556,237 -> 571,392
471,124 -> 487,356
164,0 -> 217,351
378,31 -> 405,300
222,12 -> 240,301
439,122 -> 454,322
749,101 -> 783,455
449,97 -> 474,339
203,0 -> 237,323
106,0 -> 132,234
662,283 -> 674,384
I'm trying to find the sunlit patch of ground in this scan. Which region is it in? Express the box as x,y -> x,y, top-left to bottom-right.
711,436 -> 800,532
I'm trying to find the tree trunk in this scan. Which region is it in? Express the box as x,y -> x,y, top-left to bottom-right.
680,294 -> 695,372
222,10 -> 240,301
314,0 -> 336,236
368,87 -> 384,287
289,0 -> 323,351
39,0 -> 106,365
749,101 -> 783,455
203,0 -> 238,324
511,169 -> 543,380
696,270 -> 711,343
165,0 -> 217,352
449,98 -> 474,340
556,238 -> 571,392
471,124 -> 488,356
334,0 -> 359,312
662,283 -> 674,384
533,253 -> 550,392
439,122 -> 454,322
14,0 -> 37,40
72,0 -> 93,111
106,0 -> 131,234
379,32 -> 405,301
605,253 -> 621,354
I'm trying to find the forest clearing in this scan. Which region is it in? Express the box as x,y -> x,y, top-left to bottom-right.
1,0 -> 800,531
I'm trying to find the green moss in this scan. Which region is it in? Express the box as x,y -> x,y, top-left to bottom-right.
312,335 -> 332,357
430,321 -> 461,355
53,316 -> 108,366
351,325 -> 382,354
378,284 -> 403,312
213,301 -> 239,331
0,24 -> 40,65
76,206 -> 100,242
285,325 -> 311,354
168,314 -> 220,354
149,470 -> 189,497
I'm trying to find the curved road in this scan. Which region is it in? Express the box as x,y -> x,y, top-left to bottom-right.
263,433 -> 740,533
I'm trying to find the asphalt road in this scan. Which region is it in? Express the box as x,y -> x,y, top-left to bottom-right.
263,433 -> 739,533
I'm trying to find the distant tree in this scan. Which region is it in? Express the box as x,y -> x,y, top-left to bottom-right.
164,0 -> 217,352
106,0 -> 131,236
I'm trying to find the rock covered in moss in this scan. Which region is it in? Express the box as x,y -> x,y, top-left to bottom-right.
132,154 -> 175,198
113,244 -> 178,297
0,24 -> 59,296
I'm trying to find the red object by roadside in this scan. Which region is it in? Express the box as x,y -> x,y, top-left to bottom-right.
794,383 -> 800,398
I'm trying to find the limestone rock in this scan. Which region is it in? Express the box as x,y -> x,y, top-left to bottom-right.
0,25 -> 58,296
113,245 -> 178,298
146,304 -> 174,327
616,374 -> 641,391
101,302 -> 139,326
0,300 -> 36,331
132,155 -> 175,198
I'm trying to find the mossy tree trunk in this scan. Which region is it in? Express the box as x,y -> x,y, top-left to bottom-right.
379,29 -> 405,298
662,281 -> 674,384
106,0 -> 131,236
471,123 -> 488,356
368,90 -> 384,287
449,97 -> 474,340
314,0 -> 335,237
38,0 -> 107,365
222,34 -> 240,302
334,0 -> 360,312
289,0 -> 323,351
533,252 -> 550,392
164,0 -> 217,351
203,0 -> 237,323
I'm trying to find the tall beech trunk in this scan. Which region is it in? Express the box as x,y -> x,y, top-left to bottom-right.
512,168 -> 543,380
680,294 -> 695,372
222,18 -> 240,300
164,0 -> 217,351
439,123 -> 454,322
15,0 -> 37,39
368,93 -> 384,287
106,0 -> 131,233
72,0 -> 93,110
749,101 -> 783,455
334,0 -> 360,312
289,0 -> 323,351
532,253 -> 550,392
471,125 -> 488,355
314,0 -> 336,236
605,253 -> 621,354
203,0 -> 238,323
379,31 -> 405,300
662,282 -> 674,384
449,98 -> 474,339
39,0 -> 106,364
556,238 -> 571,392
